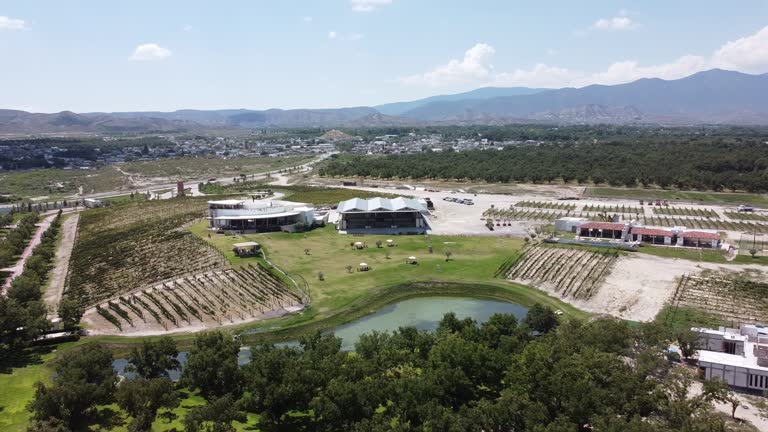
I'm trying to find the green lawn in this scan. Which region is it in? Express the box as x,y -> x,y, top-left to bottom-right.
655,304 -> 727,332
585,187 -> 768,206
192,223 -> 525,312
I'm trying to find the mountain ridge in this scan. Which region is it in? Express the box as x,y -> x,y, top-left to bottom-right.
2,69 -> 768,133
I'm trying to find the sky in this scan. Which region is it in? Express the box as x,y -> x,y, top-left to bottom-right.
1,0 -> 768,112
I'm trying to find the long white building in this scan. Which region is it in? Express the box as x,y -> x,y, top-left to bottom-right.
208,199 -> 315,233
694,325 -> 768,390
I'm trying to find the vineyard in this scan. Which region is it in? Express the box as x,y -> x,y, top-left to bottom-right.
671,274 -> 768,325
64,198 -> 228,307
482,208 -> 568,222
85,264 -> 303,334
725,212 -> 768,222
653,207 -> 718,218
581,204 -> 642,214
503,246 -> 618,300
638,215 -> 768,234
514,201 -> 577,211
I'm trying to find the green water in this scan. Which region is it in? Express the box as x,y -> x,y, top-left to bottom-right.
281,296 -> 528,350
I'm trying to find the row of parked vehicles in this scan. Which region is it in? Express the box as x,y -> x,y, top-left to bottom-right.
443,197 -> 475,205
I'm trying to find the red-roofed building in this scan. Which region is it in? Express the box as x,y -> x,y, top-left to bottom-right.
579,222 -> 628,240
630,227 -> 675,245
678,231 -> 721,248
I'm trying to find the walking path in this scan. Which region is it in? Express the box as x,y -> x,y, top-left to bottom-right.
43,213 -> 79,317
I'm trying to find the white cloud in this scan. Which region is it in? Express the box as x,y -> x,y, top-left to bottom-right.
183,24 -> 193,32
349,33 -> 364,41
711,26 -> 768,73
328,31 -> 337,39
592,16 -> 638,31
401,26 -> 768,90
401,43 -> 496,87
0,16 -> 25,30
129,43 -> 172,61
351,0 -> 393,12
303,16 -> 313,23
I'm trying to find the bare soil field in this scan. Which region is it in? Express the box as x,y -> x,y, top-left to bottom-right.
43,213 -> 79,317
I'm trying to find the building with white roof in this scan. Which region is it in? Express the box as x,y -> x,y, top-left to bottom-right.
336,196 -> 430,234
694,325 -> 768,390
208,198 -> 315,233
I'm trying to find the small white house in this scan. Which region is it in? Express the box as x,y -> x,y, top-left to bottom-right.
554,217 -> 588,233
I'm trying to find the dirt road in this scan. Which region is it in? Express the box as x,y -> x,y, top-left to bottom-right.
43,213 -> 79,317
1,213 -> 56,293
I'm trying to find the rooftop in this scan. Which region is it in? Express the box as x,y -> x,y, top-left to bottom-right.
579,222 -> 626,231
337,197 -> 427,213
679,231 -> 720,240
631,227 -> 674,237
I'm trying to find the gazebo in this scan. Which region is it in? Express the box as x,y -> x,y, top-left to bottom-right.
386,239 -> 395,247
354,241 -> 365,250
406,256 -> 417,265
358,262 -> 370,271
232,242 -> 261,257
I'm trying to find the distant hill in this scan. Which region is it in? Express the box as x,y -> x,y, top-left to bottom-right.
320,130 -> 355,141
374,87 -> 547,116
401,69 -> 768,124
0,110 -> 194,134
3,69 -> 768,133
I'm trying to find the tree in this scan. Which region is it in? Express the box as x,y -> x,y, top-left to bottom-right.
57,298 -> 83,328
676,329 -> 699,361
523,303 -> 559,334
126,337 -> 180,379
345,265 -> 353,273
444,251 -> 453,262
116,378 -> 178,432
183,394 -> 246,432
182,331 -> 243,400
375,240 -> 382,248
27,344 -> 117,429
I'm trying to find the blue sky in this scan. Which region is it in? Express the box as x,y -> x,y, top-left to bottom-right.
1,0 -> 767,112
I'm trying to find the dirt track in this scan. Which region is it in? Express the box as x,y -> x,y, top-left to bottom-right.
43,213 -> 79,318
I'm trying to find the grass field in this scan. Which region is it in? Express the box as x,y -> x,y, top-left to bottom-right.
0,166 -> 129,198
585,187 -> 768,206
192,223 -> 529,313
121,155 -> 314,178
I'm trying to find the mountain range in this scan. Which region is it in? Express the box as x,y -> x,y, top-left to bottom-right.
1,69 -> 767,134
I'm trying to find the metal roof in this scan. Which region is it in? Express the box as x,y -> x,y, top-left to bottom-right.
337,197 -> 426,213
212,211 -> 300,220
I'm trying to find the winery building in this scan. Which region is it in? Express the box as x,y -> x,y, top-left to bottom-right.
336,197 -> 430,234
208,199 -> 315,233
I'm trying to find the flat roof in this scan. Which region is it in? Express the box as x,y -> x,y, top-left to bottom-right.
233,242 -> 260,248
213,211 -> 300,220
208,199 -> 244,205
580,222 -> 626,230
699,349 -> 768,372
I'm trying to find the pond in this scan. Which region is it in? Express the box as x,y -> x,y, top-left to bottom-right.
113,296 -> 528,377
